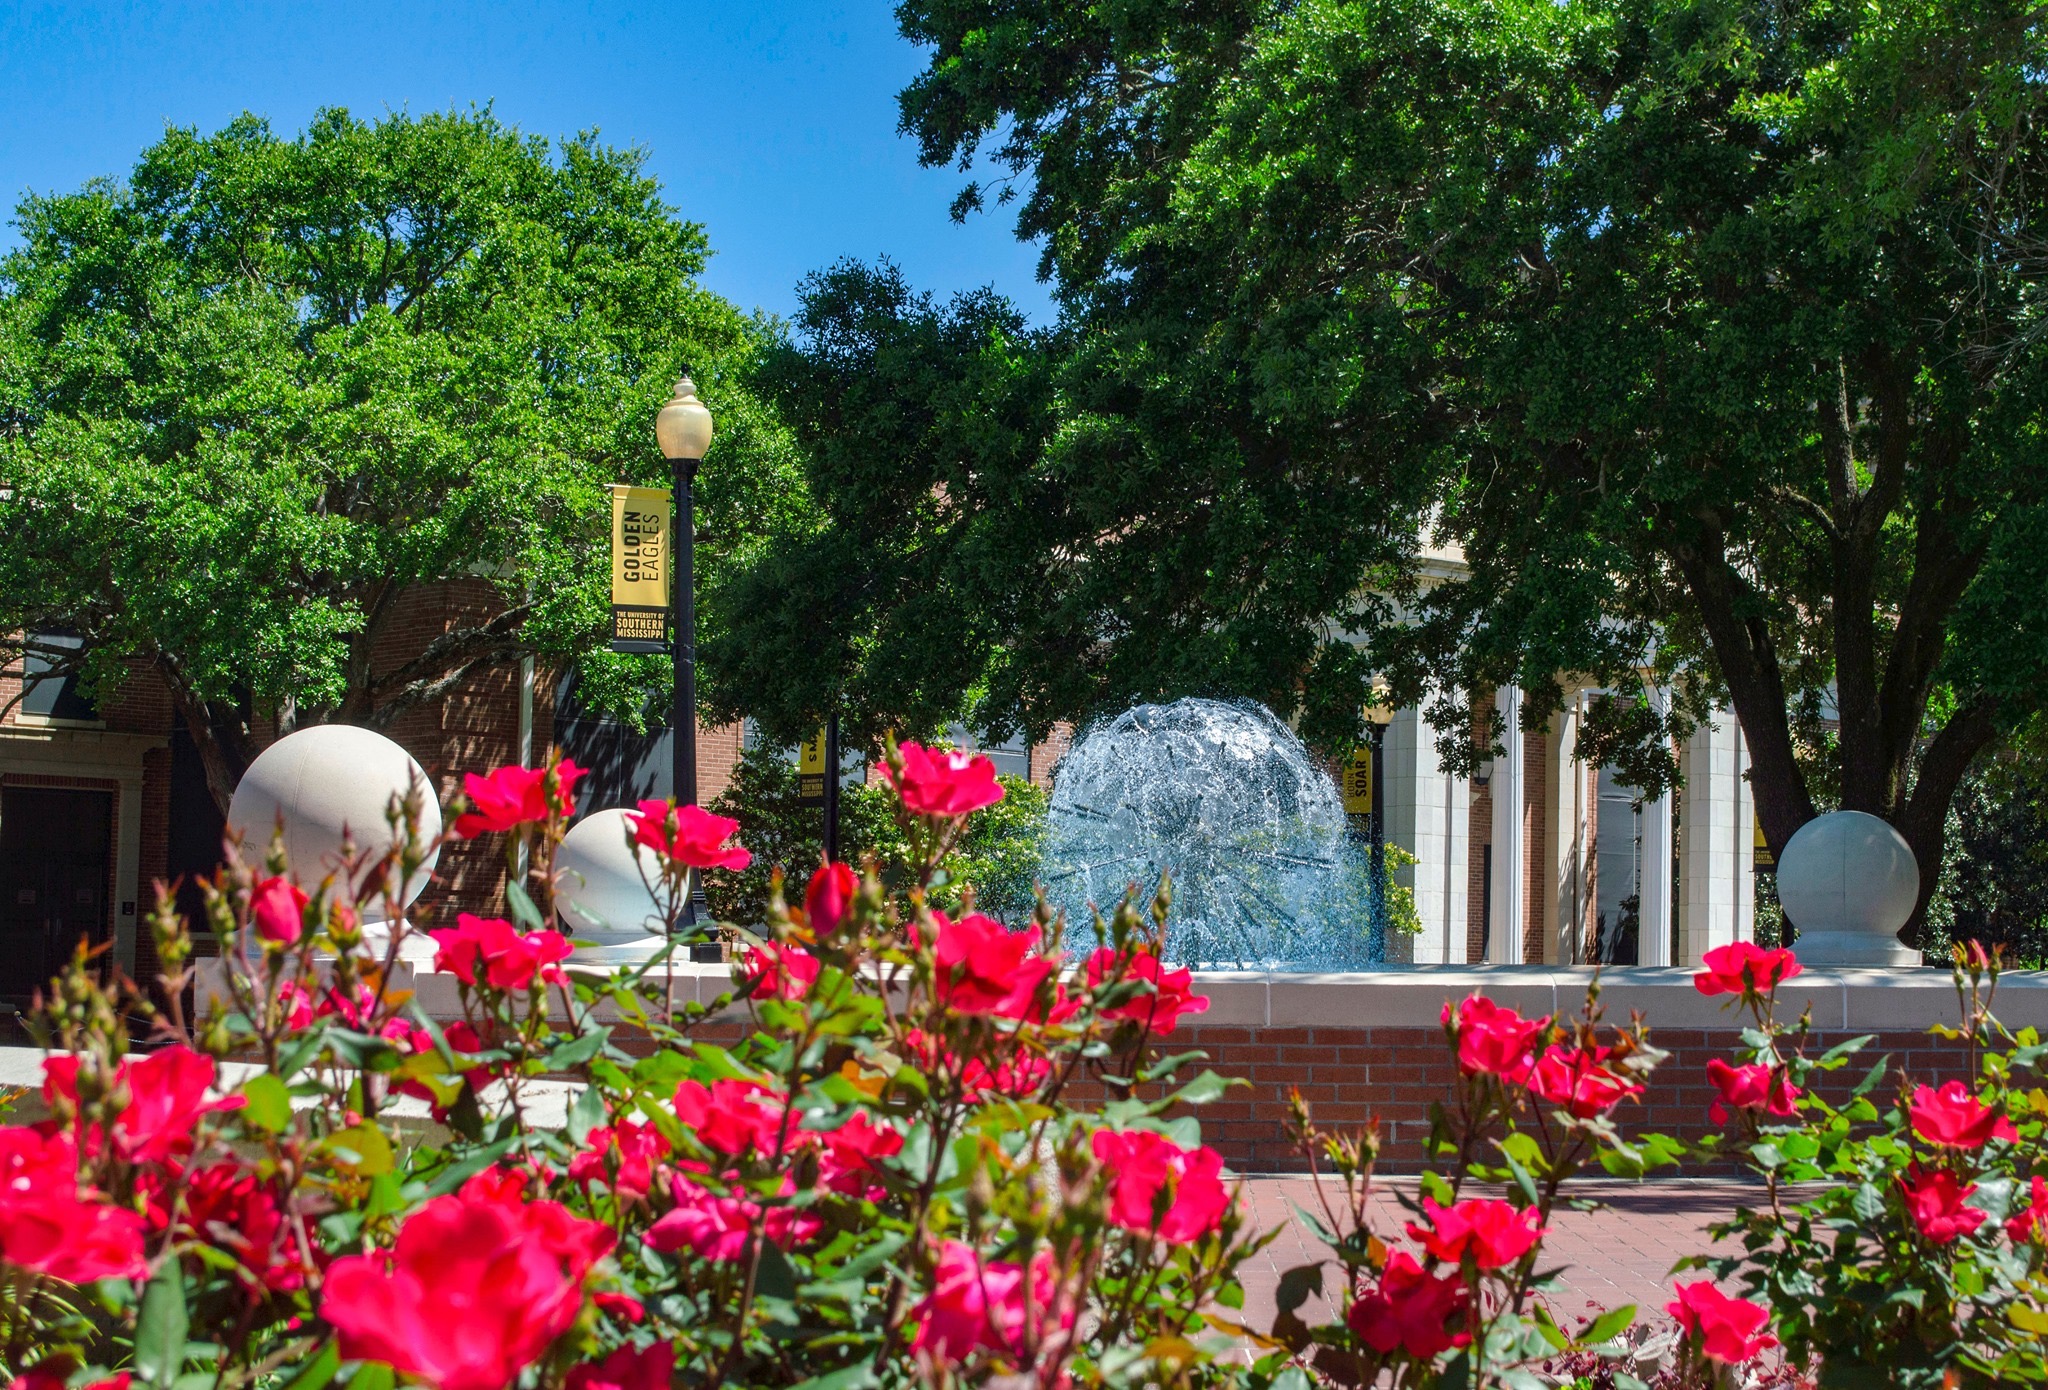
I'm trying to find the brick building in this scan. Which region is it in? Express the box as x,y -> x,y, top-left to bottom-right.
0,579 -> 757,1001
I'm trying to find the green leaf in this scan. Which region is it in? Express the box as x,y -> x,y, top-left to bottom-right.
240,1072 -> 293,1132
135,1259 -> 189,1388
279,1341 -> 342,1390
546,1027 -> 611,1071
343,1361 -> 395,1390
754,1239 -> 799,1301
1581,1304 -> 1636,1346
786,1366 -> 879,1390
567,1085 -> 607,1144
1166,1069 -> 1237,1107
504,878 -> 546,932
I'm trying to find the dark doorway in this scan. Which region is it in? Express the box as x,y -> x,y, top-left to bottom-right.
0,786 -> 112,1000
168,718 -> 228,924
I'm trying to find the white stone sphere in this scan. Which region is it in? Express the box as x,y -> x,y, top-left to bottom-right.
1777,810 -> 1921,966
226,725 -> 442,922
555,808 -> 670,941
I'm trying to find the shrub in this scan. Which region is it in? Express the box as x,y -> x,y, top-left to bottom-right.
707,741 -> 1048,924
0,744 -> 1247,1389
1689,942 -> 2048,1386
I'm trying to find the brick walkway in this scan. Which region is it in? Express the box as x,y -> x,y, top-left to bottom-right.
1235,1177 -> 1751,1332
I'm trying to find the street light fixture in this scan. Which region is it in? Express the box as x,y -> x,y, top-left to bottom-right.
1363,678 -> 1394,962
656,377 -> 713,929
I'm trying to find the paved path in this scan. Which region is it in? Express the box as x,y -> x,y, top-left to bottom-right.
1235,1177 -> 1752,1332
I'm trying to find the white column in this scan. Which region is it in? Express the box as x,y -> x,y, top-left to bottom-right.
1637,687 -> 1675,966
1543,696 -> 1587,965
1384,707 -> 1470,965
1680,705 -> 1749,964
1489,686 -> 1525,963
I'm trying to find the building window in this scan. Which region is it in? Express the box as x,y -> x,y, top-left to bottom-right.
19,635 -> 97,723
1593,765 -> 1641,964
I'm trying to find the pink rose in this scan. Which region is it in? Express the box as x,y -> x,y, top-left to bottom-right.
1694,942 -> 1801,997
1441,994 -> 1546,1079
249,875 -> 310,945
1085,947 -> 1210,1034
932,911 -> 1054,1018
453,761 -> 584,838
429,914 -> 572,992
1908,1080 -> 2017,1150
1705,1059 -> 1800,1124
1347,1250 -> 1469,1359
1668,1281 -> 1777,1364
626,800 -> 751,871
1091,1128 -> 1232,1244
1405,1196 -> 1544,1271
886,742 -> 1005,818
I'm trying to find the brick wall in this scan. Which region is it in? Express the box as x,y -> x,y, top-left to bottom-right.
1162,1023 -> 1961,1172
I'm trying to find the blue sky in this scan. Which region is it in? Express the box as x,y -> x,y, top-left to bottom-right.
0,0 -> 1052,324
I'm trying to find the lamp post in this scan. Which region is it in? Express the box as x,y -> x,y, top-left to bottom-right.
1364,680 -> 1394,963
655,378 -> 713,929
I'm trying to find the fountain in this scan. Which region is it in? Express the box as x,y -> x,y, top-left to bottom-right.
1040,698 -> 1380,969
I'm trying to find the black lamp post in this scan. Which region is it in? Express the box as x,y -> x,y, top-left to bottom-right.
1364,680 -> 1394,962
655,378 -> 714,929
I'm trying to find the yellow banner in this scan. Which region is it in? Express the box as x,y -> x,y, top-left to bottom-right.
799,729 -> 827,803
1341,746 -> 1374,816
609,484 -> 670,649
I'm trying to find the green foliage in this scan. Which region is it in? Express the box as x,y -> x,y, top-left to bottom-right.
699,258 -> 1057,749
6,756 -> 1255,1389
705,741 -> 1050,924
1690,950 -> 2048,1386
0,107 -> 793,797
743,0 -> 2048,938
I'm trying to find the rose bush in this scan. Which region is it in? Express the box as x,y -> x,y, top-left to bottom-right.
1684,941 -> 2048,1386
0,739 -> 1257,1390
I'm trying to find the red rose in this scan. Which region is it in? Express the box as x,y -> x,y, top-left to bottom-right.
1908,1080 -> 2018,1150
1085,947 -> 1210,1034
806,861 -> 858,934
0,1182 -> 147,1284
1899,1163 -> 1986,1244
646,1174 -> 821,1261
1091,1128 -> 1233,1244
626,800 -> 751,871
1694,941 -> 1802,997
45,1046 -> 243,1166
1667,1281 -> 1777,1364
175,1160 -> 310,1293
1525,1043 -> 1642,1118
815,1110 -> 904,1198
2010,1175 -> 2048,1243
1441,995 -> 1547,1079
249,875 -> 310,945
960,1050 -> 1054,1102
453,761 -> 584,839
1347,1250 -> 1470,1359
739,940 -> 823,1001
1405,1196 -> 1544,1271
322,1186 -> 611,1390
568,1120 -> 672,1203
672,1078 -> 789,1156
932,911 -> 1055,1017
886,742 -> 1006,818
593,1291 -> 645,1323
1705,1059 -> 1801,1125
911,1238 -> 1064,1364
10,1373 -> 130,1390
565,1342 -> 674,1390
429,913 -> 572,992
